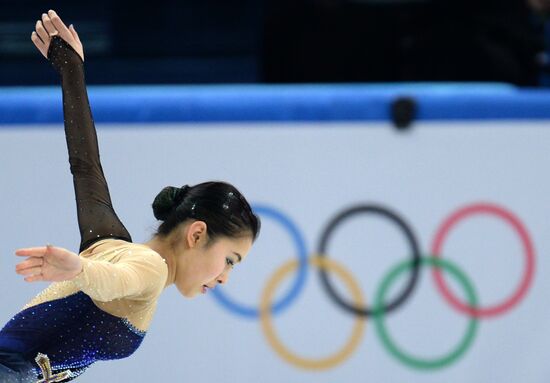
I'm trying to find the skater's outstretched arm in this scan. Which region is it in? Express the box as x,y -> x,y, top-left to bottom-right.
31,10 -> 132,252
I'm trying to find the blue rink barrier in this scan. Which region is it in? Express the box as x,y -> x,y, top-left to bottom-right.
1,83 -> 550,124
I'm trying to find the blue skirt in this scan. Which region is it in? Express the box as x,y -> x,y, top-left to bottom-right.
0,350 -> 37,383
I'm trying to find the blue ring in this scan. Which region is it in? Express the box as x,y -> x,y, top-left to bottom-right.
211,204 -> 309,319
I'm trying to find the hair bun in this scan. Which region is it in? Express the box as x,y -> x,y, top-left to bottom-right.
152,185 -> 190,221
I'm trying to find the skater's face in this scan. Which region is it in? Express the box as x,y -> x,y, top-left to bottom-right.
174,220 -> 253,298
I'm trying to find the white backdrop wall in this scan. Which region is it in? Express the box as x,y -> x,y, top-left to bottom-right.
0,121 -> 549,382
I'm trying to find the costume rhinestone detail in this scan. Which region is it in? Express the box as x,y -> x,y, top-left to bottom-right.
34,353 -> 71,383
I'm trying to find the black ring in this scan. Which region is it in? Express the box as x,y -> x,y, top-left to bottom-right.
317,204 -> 421,317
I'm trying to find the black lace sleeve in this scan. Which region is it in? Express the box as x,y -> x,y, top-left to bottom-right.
47,37 -> 132,252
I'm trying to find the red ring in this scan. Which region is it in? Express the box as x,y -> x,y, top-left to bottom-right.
431,203 -> 535,318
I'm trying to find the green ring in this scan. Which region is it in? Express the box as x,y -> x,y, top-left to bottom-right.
373,257 -> 479,370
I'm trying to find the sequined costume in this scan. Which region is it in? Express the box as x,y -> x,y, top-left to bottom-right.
0,37 -> 168,382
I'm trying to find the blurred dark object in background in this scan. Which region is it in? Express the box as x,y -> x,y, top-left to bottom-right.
262,0 -> 546,86
528,0 -> 550,14
0,0 -> 547,86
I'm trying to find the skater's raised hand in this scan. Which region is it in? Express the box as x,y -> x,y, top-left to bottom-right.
31,9 -> 84,61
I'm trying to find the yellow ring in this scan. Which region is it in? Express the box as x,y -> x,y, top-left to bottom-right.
259,256 -> 366,370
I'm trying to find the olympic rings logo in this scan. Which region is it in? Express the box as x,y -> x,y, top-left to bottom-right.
212,202 -> 536,371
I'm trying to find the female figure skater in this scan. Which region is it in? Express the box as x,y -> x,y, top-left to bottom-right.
0,10 -> 260,382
